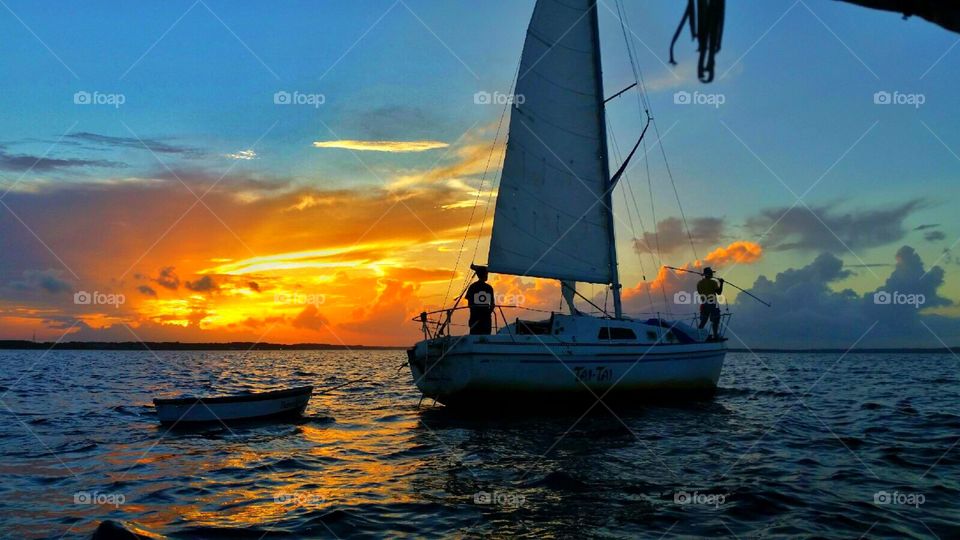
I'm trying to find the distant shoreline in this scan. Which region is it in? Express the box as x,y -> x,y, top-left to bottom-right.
0,341 -> 956,353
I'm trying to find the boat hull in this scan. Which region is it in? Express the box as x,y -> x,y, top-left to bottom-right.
153,386 -> 313,425
407,336 -> 725,407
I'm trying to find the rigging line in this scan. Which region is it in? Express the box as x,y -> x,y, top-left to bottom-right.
618,0 -> 699,265
609,125 -> 655,312
614,0 -> 650,116
644,136 -> 671,314
441,62 -> 518,312
471,61 -> 521,265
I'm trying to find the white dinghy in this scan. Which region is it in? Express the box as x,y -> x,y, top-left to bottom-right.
153,386 -> 313,425
408,0 -> 728,407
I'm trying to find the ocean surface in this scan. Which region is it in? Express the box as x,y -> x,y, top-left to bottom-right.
0,350 -> 958,539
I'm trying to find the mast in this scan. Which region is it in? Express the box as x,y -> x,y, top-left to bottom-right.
590,1 -> 623,318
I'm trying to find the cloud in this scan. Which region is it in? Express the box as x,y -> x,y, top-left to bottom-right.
914,224 -> 940,231
155,267 -> 180,290
634,217 -> 726,256
248,281 -> 261,293
7,269 -> 72,294
731,246 -> 956,348
66,132 -> 201,156
705,241 -> 763,267
746,200 -> 925,252
137,285 -> 157,297
184,275 -> 219,293
0,147 -> 123,172
292,305 -> 329,332
925,231 -> 946,242
225,149 -> 257,160
312,140 -> 449,153
338,279 -> 419,340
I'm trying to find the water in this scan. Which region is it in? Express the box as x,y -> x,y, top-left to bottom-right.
0,350 -> 957,539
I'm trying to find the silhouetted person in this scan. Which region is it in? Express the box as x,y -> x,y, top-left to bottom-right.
697,267 -> 724,340
466,265 -> 494,335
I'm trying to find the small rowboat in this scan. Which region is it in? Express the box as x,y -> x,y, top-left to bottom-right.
153,386 -> 313,425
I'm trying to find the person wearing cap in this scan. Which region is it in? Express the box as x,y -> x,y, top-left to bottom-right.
696,267 -> 724,340
465,265 -> 495,335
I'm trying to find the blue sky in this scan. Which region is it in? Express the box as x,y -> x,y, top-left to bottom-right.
0,0 -> 957,345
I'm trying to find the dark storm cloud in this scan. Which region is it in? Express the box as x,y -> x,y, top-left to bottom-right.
746,200 -> 924,252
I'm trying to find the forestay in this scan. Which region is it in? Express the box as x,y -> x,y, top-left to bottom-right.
487,0 -> 614,285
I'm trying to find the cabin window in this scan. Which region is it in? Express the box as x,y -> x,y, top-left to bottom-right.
646,330 -> 657,341
598,327 -> 637,340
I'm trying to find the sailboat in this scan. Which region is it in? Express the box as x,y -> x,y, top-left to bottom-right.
407,0 -> 726,406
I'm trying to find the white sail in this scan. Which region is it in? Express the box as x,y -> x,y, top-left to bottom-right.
487,0 -> 614,285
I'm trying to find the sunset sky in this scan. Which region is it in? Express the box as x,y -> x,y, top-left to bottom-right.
1,0 -> 958,347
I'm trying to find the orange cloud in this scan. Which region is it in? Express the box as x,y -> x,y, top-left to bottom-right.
312,140 -> 449,152
704,241 -> 763,267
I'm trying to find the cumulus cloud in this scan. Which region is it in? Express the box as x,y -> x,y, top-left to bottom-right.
746,200 -> 924,252
731,246 -> 956,348
705,241 -> 763,267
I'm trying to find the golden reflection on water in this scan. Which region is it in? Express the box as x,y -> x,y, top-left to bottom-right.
121,411 -> 424,531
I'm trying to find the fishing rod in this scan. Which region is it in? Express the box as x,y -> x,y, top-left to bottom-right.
663,266 -> 772,308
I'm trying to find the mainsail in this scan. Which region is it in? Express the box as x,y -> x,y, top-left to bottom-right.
487,0 -> 616,285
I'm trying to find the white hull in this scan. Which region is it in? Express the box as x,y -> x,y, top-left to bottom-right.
408,315 -> 726,406
153,386 -> 313,425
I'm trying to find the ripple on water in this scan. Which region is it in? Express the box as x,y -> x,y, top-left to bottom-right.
0,350 -> 957,538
